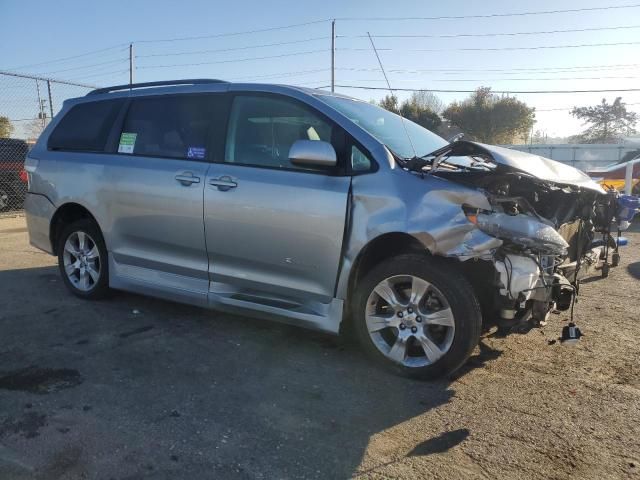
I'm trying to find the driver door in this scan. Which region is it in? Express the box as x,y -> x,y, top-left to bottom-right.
203,93 -> 351,305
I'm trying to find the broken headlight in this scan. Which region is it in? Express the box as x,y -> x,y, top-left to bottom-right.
465,211 -> 568,255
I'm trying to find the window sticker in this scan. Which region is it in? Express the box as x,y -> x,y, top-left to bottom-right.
187,146 -> 206,160
118,132 -> 137,154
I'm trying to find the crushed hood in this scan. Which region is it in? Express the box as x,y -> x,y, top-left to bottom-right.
431,140 -> 606,194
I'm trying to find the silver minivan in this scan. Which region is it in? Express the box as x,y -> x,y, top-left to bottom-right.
24,79 -> 609,378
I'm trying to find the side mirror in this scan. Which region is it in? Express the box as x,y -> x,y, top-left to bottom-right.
289,140 -> 337,169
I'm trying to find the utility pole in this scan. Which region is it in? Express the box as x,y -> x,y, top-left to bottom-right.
46,80 -> 54,119
129,43 -> 134,85
35,80 -> 45,127
331,20 -> 335,92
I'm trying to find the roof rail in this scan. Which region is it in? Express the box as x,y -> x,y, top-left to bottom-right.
87,79 -> 228,96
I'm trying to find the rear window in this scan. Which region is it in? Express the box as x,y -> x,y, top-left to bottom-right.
48,99 -> 124,152
118,95 -> 213,160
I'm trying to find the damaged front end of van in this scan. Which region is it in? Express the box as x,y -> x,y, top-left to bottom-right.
407,141 -> 614,333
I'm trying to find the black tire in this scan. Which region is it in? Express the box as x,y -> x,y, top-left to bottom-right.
351,254 -> 482,380
57,219 -> 110,299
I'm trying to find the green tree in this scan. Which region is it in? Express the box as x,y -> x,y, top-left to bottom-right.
442,87 -> 536,144
378,92 -> 443,132
0,116 -> 14,138
378,94 -> 399,112
570,97 -> 637,144
404,91 -> 444,114
399,100 -> 441,132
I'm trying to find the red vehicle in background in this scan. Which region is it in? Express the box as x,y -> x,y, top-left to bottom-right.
587,154 -> 640,195
0,138 -> 29,211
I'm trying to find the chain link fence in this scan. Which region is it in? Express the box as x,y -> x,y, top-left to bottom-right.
0,71 -> 95,215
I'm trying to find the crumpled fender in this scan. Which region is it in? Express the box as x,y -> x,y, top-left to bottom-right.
335,163 -> 501,300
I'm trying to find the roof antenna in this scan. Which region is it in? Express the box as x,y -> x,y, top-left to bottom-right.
366,32 -> 417,160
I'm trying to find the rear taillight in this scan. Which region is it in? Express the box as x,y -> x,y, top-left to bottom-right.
19,169 -> 28,183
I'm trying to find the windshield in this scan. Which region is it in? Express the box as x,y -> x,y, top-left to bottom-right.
318,95 -> 448,159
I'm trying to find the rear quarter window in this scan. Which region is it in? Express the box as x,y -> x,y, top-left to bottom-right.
48,99 -> 125,152
117,95 -> 213,160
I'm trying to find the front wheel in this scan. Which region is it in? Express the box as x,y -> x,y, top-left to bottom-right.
352,254 -> 482,380
57,219 -> 110,299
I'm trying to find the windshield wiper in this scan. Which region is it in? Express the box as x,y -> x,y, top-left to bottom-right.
394,138 -> 467,174
401,142 -> 456,173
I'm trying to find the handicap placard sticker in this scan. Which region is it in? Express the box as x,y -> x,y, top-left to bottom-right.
118,133 -> 137,154
187,146 -> 206,160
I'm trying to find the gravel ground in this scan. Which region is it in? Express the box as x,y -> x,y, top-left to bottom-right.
0,215 -> 638,480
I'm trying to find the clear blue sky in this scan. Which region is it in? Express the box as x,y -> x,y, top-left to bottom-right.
2,0 -> 640,138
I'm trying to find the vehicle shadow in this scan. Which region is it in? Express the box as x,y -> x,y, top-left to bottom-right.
579,272 -> 607,285
0,265 -> 500,479
627,261 -> 640,280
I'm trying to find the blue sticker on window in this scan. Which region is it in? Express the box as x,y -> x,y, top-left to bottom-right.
187,146 -> 206,159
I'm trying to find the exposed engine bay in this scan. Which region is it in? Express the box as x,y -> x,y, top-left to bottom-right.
408,140 -> 633,334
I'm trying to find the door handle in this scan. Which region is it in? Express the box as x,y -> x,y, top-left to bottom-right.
209,176 -> 237,191
175,173 -> 201,186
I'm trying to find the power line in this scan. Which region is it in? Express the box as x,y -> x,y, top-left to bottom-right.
0,70 -> 97,88
288,81 -> 335,87
3,44 -> 129,71
229,68 -> 330,81
341,75 -> 639,83
46,60 -> 132,78
537,102 -> 640,112
133,19 -> 331,44
338,63 -> 640,74
138,49 -> 326,69
6,4 -> 640,71
340,41 -> 640,53
333,85 -> 640,94
439,75 -> 639,82
137,36 -> 329,58
7,117 -> 50,123
335,3 -> 640,21
68,68 -> 131,81
340,24 -> 640,39
33,58 -> 129,76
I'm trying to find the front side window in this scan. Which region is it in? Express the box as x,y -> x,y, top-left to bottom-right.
48,99 -> 124,152
118,95 -> 212,160
225,95 -> 333,170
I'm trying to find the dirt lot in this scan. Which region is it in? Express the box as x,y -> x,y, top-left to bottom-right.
0,215 -> 638,480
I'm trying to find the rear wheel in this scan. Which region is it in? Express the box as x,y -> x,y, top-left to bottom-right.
352,254 -> 481,379
57,219 -> 109,299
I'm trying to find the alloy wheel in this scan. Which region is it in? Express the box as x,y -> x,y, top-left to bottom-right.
365,274 -> 456,367
62,231 -> 101,292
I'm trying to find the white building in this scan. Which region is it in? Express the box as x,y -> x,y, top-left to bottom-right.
504,143 -> 640,172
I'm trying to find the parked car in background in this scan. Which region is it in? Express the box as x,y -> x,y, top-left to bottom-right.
24,80 -> 613,379
0,138 -> 29,211
587,154 -> 640,194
